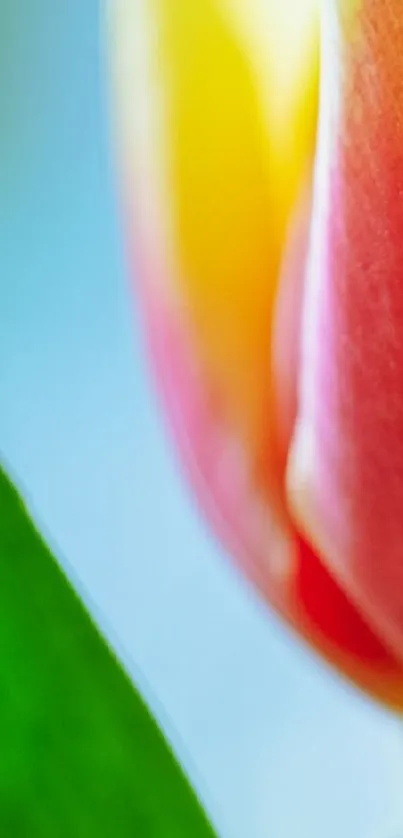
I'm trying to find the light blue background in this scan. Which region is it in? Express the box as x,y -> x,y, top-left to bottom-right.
1,3 -> 402,836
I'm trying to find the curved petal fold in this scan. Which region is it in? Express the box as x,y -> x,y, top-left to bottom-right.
288,0 -> 403,666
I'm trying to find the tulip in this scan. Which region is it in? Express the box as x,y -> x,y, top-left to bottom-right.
108,0 -> 403,711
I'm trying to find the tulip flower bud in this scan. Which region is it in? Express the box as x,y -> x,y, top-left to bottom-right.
108,0 -> 403,710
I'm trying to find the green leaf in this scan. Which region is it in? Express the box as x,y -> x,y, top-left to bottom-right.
0,465 -> 217,837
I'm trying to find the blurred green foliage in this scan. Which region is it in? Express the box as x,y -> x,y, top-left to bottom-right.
0,465 -> 216,837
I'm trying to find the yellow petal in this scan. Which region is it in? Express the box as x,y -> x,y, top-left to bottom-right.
109,0 -> 319,494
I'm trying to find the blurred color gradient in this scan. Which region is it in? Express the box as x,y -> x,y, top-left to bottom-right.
1,3 -> 402,837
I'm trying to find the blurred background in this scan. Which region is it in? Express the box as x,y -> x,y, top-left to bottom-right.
1,3 -> 402,836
